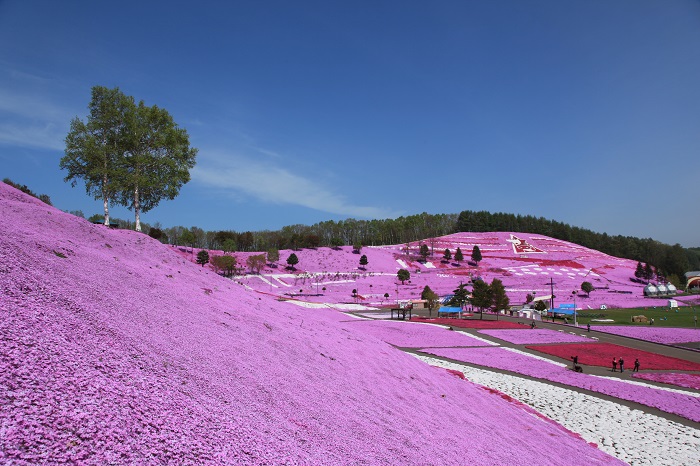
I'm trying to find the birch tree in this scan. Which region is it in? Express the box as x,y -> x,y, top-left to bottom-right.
61,86 -> 132,226
120,101 -> 197,231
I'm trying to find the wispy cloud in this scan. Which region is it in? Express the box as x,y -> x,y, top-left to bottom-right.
0,82 -> 72,151
0,122 -> 65,151
193,149 -> 397,219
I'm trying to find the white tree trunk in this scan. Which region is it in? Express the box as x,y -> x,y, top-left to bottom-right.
134,185 -> 141,232
102,174 -> 110,226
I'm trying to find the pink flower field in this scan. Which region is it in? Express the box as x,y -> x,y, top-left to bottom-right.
341,320 -> 496,348
228,229 -> 690,312
0,183 -> 624,464
419,347 -> 700,423
590,326 -> 700,345
478,328 -> 594,344
632,373 -> 700,390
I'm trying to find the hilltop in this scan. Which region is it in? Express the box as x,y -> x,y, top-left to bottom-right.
207,233 -> 696,312
0,183 -> 624,463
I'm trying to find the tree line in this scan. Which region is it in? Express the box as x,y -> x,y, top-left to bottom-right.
142,210 -> 697,285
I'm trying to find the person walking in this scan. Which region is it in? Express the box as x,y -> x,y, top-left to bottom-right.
612,357 -> 617,372
633,358 -> 640,372
619,357 -> 625,372
587,323 -> 590,332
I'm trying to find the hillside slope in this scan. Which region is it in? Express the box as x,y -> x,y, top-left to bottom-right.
0,183 -> 620,464
230,233 -> 692,310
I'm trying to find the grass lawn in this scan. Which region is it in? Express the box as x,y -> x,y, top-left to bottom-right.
552,306 -> 700,328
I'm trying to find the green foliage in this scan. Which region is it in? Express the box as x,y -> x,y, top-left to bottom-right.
359,254 -> 368,268
330,237 -> 344,249
397,268 -> 410,284
490,278 -> 509,313
52,250 -> 67,259
421,285 -> 439,310
353,242 -> 363,253
448,282 -> 470,308
222,238 -> 237,253
246,254 -> 266,274
179,228 -> 196,246
581,281 -> 594,297
419,243 -> 430,261
470,279 -> 492,315
286,253 -> 299,269
196,250 -> 210,267
148,227 -> 166,242
471,245 -> 482,264
443,249 -> 452,261
266,248 -> 280,265
61,86 -> 132,225
525,293 -> 534,304
211,254 -> 236,277
61,85 -> 197,231
534,300 -> 548,312
3,178 -> 53,206
454,247 -> 464,263
456,209 -> 693,285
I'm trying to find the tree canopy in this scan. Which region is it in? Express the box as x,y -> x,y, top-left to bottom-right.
471,245 -> 482,264
61,85 -> 197,231
397,269 -> 410,284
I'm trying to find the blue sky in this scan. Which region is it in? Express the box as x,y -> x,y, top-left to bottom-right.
1,1 -> 699,247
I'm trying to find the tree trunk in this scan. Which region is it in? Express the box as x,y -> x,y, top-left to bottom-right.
134,185 -> 141,232
102,174 -> 110,226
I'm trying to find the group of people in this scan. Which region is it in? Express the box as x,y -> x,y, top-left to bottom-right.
612,357 -> 640,372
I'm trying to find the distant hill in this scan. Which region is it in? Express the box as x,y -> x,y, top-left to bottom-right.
211,232 -> 698,311
0,173 -> 618,462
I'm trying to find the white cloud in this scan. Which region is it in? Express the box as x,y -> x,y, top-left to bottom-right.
0,122 -> 65,151
193,150 -> 397,219
0,84 -> 72,150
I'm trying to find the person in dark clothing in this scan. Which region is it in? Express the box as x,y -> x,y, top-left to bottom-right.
633,359 -> 640,372
619,357 -> 624,372
587,323 -> 590,332
612,358 -> 617,372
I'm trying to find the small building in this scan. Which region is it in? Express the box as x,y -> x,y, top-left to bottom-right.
668,299 -> 678,308
643,284 -> 658,296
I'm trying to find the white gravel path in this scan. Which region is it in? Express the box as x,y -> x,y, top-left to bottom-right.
413,354 -> 700,466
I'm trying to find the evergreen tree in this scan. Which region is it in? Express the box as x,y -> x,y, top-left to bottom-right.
490,278 -> 509,320
287,253 -> 299,270
359,254 -> 368,269
448,282 -> 470,308
196,250 -> 209,267
419,243 -> 430,262
471,245 -> 482,264
471,279 -> 492,319
454,247 -> 464,264
443,248 -> 452,261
